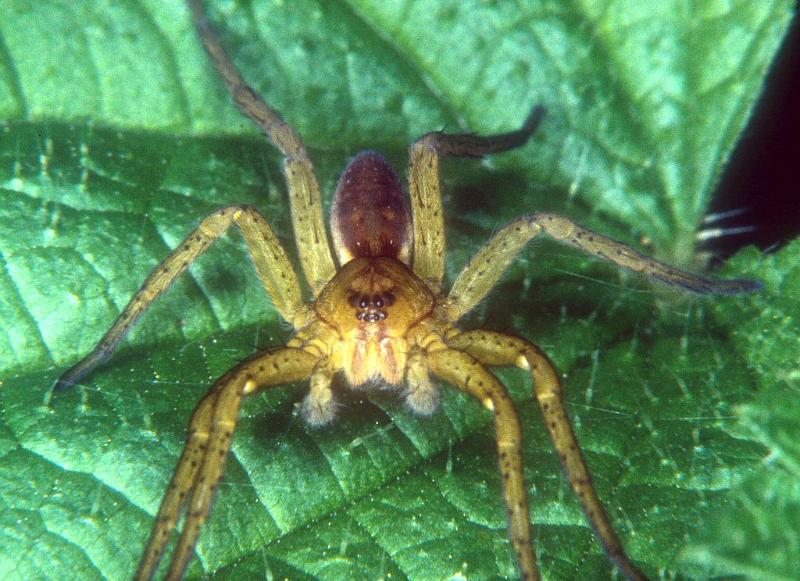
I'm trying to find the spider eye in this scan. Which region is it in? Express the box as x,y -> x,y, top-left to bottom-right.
373,296 -> 384,308
359,297 -> 369,309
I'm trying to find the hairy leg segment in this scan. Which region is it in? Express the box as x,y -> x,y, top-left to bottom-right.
135,348 -> 319,581
408,106 -> 546,292
53,205 -> 302,391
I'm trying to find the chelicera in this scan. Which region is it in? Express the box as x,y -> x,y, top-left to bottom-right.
53,1 -> 762,579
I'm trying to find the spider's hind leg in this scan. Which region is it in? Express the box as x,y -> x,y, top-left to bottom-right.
188,0 -> 336,294
420,105 -> 545,159
408,104 -> 545,293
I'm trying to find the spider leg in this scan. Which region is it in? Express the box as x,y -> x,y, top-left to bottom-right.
408,106 -> 545,292
447,212 -> 763,321
135,396 -> 214,580
187,0 -> 336,293
53,205 -> 303,391
301,365 -> 337,426
135,347 -> 319,581
448,330 -> 649,581
427,347 -> 540,581
404,351 -> 441,415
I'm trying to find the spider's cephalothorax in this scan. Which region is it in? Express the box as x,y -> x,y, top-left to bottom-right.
52,1 -> 763,580
315,256 -> 434,388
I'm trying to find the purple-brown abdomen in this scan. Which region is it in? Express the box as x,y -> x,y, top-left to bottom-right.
331,151 -> 411,264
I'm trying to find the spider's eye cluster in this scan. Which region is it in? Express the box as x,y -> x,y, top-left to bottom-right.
348,292 -> 396,322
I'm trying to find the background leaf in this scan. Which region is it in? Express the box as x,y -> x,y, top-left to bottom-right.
0,1 -> 795,580
681,241 -> 800,580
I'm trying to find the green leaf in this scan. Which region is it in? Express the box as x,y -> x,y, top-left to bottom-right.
0,1 -> 794,580
681,240 -> 800,580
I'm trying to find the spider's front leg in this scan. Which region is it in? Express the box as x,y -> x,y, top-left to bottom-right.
449,330 -> 649,581
52,205 -> 303,391
426,347 -> 540,580
135,347 -> 318,581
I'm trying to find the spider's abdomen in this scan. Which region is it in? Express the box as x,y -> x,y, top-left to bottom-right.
331,151 -> 412,265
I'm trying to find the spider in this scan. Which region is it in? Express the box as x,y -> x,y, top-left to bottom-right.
53,1 -> 762,579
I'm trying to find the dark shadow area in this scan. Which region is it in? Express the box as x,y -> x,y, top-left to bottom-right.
706,15 -> 800,261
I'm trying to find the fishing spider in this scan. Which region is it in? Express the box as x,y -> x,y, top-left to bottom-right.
54,1 -> 761,579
